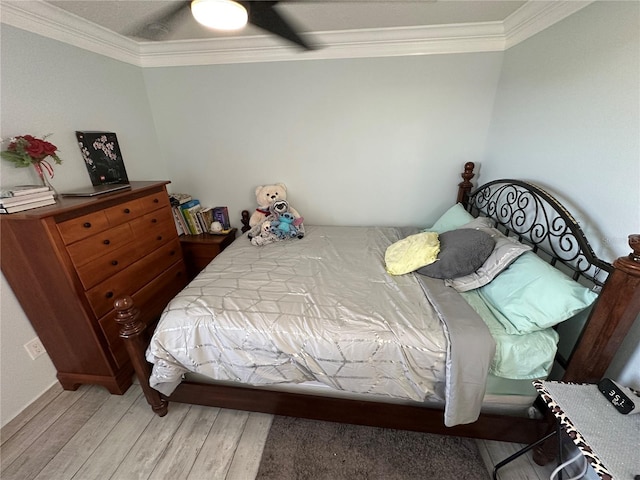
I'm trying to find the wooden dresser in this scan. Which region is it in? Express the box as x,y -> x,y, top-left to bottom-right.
0,181 -> 188,394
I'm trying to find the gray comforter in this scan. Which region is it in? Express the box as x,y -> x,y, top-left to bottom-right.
146,225 -> 495,426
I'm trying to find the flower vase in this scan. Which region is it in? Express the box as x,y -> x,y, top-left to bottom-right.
33,161 -> 58,199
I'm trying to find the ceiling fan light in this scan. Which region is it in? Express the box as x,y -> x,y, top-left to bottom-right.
191,0 -> 248,31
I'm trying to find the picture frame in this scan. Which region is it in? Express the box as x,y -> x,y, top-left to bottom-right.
75,131 -> 129,186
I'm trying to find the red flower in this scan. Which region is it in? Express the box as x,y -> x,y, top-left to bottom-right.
1,133 -> 62,168
42,141 -> 57,156
26,138 -> 45,158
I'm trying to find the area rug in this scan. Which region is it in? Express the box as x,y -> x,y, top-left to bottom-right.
256,416 -> 488,480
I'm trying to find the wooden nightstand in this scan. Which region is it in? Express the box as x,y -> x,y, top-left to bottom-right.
180,228 -> 237,280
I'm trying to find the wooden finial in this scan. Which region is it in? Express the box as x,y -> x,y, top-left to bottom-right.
114,296 -> 145,338
628,234 -> 640,263
241,210 -> 251,233
456,162 -> 475,205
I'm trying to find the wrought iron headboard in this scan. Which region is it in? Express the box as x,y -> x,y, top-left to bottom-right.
464,179 -> 613,288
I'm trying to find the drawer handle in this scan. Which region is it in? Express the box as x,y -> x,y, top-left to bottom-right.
83,222 -> 92,228
153,198 -> 159,203
170,250 -> 176,256
157,235 -> 163,241
111,260 -> 118,266
103,239 -> 111,245
151,218 -> 158,223
123,208 -> 131,214
105,291 -> 114,299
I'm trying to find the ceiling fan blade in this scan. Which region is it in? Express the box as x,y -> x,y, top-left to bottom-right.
131,1 -> 191,41
244,1 -> 314,50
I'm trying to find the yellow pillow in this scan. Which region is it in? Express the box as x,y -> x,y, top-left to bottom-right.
385,232 -> 440,275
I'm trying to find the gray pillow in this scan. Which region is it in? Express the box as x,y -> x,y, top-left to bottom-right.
417,229 -> 495,279
445,228 -> 532,292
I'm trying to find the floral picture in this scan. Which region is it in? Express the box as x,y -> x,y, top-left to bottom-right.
76,131 -> 129,186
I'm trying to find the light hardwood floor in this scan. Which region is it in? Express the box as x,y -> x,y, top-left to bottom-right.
1,383 -> 558,480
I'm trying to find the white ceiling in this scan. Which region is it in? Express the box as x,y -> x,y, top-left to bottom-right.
45,1 -> 527,42
1,1 -> 593,66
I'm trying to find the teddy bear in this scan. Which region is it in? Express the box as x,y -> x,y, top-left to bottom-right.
249,183 -> 302,229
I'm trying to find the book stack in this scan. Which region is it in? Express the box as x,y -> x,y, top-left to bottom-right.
0,185 -> 56,214
168,193 -> 230,235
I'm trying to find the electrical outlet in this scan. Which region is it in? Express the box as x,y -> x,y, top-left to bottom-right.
24,337 -> 46,360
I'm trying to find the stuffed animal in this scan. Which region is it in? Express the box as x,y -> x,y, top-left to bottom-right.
271,212 -> 304,239
249,183 -> 303,229
247,199 -> 305,242
247,199 -> 284,239
249,183 -> 286,227
250,220 -> 279,246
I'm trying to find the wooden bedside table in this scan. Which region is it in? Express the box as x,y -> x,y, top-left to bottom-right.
180,228 -> 237,280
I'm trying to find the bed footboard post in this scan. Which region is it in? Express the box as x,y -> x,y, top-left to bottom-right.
457,162 -> 475,207
114,296 -> 168,416
563,234 -> 640,382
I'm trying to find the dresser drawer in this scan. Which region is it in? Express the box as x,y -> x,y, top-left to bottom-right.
98,260 -> 188,367
75,243 -> 141,290
103,198 -> 146,226
57,211 -> 110,245
137,223 -> 178,257
85,239 -> 182,318
132,210 -> 177,256
137,191 -> 171,212
130,206 -> 174,235
66,223 -> 135,268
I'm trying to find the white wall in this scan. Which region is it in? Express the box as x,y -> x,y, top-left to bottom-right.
483,1 -> 640,387
143,53 -> 503,227
0,25 -> 166,426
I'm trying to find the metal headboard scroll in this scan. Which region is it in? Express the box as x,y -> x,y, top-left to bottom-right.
466,180 -> 613,287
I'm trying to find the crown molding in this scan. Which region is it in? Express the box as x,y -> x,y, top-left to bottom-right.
504,0 -> 593,49
137,22 -> 506,67
0,1 -> 593,67
1,1 -> 142,65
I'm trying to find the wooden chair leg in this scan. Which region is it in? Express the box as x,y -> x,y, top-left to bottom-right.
114,296 -> 168,416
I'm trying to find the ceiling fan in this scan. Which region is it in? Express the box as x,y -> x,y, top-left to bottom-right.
133,0 -> 315,50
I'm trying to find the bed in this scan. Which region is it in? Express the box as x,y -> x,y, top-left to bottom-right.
114,162 -> 640,447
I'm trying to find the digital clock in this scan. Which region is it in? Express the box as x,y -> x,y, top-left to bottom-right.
598,378 -> 639,415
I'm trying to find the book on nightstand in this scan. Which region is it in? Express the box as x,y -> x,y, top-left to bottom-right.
180,199 -> 202,235
212,206 -> 230,230
169,193 -> 192,207
199,207 -> 214,232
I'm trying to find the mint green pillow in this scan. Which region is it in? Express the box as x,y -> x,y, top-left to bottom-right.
477,252 -> 598,334
425,203 -> 475,234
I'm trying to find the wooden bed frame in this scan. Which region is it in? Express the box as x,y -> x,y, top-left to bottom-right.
114,162 -> 640,447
